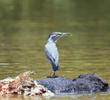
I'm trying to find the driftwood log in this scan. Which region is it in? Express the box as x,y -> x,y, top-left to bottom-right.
39,74 -> 109,94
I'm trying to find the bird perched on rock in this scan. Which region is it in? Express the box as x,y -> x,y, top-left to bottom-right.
45,32 -> 71,78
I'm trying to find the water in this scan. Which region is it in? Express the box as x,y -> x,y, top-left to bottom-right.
0,0 -> 110,99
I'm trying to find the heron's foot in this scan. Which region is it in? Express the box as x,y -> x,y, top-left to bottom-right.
47,71 -> 56,78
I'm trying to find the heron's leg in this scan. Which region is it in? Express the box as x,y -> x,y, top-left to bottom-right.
47,72 -> 52,78
47,71 -> 55,78
51,71 -> 55,77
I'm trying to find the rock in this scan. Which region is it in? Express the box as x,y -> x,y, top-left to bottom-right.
72,74 -> 109,93
39,76 -> 75,94
38,74 -> 109,94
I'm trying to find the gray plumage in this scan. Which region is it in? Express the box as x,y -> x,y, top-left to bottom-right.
45,32 -> 71,72
45,40 -> 60,71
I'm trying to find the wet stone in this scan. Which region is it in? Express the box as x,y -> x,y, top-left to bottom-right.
39,74 -> 109,94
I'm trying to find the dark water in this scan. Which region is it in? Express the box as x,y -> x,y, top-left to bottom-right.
0,0 -> 110,100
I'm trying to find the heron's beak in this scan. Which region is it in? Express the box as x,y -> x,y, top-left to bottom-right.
62,33 -> 72,35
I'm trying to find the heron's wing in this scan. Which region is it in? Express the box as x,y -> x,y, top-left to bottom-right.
45,44 -> 59,66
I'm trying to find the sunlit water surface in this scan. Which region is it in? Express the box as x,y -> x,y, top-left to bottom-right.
0,0 -> 110,100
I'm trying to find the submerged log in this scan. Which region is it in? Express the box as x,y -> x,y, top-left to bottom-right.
38,74 -> 109,94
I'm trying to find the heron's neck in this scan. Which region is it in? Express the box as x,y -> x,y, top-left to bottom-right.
47,38 -> 57,44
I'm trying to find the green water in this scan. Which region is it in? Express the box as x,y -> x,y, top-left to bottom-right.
0,0 -> 110,99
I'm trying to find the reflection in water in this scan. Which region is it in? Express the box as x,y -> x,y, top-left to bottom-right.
0,0 -> 110,100
1,93 -> 110,100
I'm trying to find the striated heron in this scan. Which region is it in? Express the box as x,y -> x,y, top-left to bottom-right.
45,32 -> 71,78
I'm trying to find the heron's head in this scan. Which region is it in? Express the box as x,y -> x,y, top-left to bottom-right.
47,32 -> 72,43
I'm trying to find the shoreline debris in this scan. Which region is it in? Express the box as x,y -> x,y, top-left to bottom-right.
0,72 -> 54,97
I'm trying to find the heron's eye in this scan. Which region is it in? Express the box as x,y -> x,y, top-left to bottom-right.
56,32 -> 62,35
